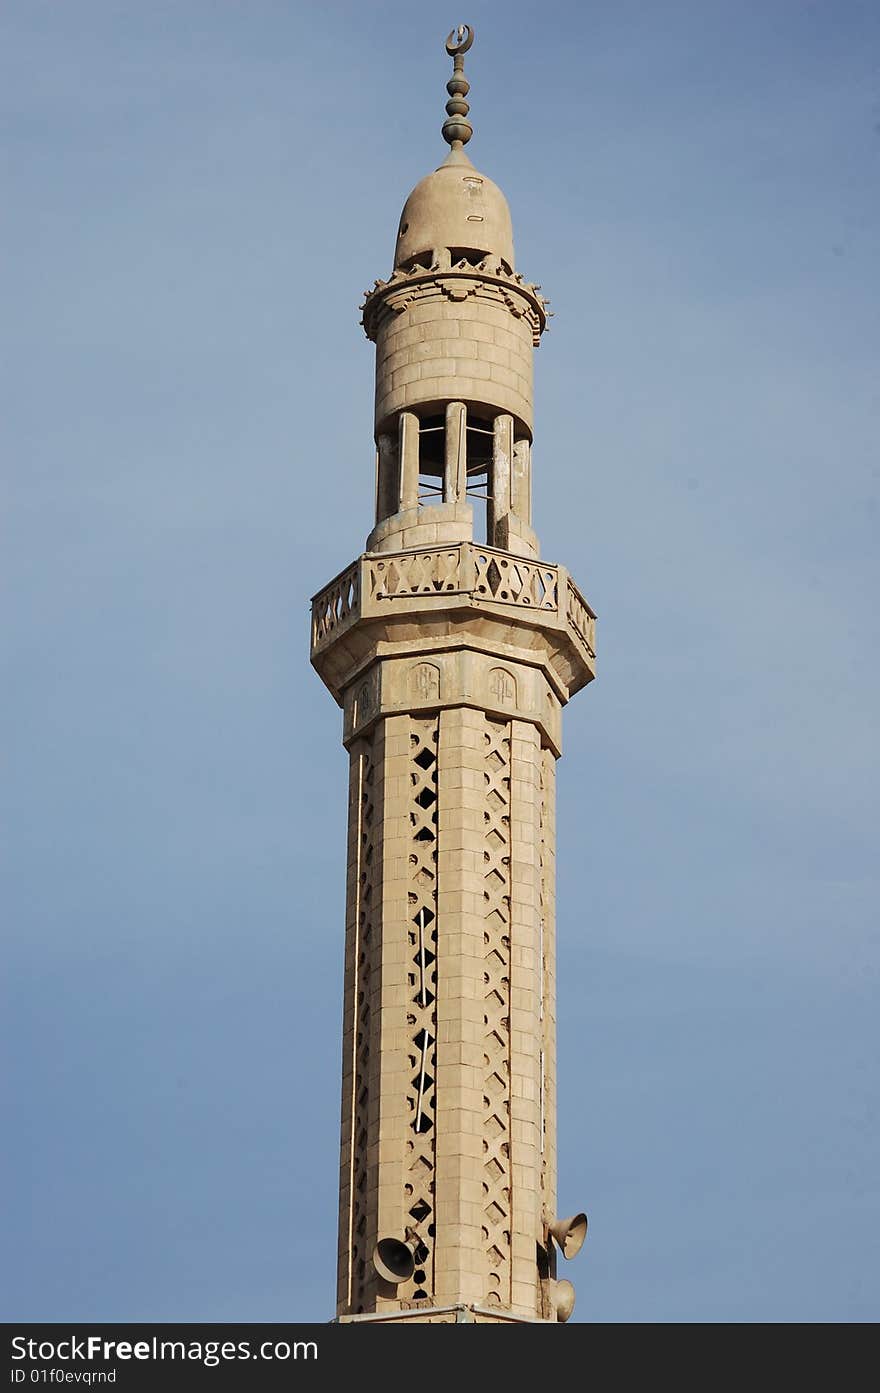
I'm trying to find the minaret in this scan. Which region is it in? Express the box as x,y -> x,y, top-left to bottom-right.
311,27 -> 596,1325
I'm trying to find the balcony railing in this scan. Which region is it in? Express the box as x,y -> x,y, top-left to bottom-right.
311,562 -> 359,647
311,543 -> 595,662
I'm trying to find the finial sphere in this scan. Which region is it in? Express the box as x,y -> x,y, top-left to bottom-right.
445,24 -> 474,56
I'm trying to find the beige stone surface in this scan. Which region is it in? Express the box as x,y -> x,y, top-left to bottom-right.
311,543 -> 595,714
372,282 -> 538,435
316,32 -> 593,1326
394,156 -> 515,272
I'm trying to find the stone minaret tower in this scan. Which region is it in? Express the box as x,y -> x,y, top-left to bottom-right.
311,27 -> 595,1325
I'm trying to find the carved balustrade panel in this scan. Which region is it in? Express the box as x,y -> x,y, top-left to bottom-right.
369,550 -> 463,599
473,550 -> 557,611
312,563 -> 360,649
565,578 -> 596,658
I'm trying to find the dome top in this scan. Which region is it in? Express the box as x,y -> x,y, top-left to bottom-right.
393,23 -> 515,273
394,147 -> 515,272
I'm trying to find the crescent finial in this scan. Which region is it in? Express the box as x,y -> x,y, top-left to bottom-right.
445,24 -> 474,57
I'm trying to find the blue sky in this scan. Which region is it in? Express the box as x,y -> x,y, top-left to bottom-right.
2,0 -> 878,1323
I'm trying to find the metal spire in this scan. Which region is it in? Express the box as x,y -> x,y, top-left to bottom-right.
442,24 -> 474,151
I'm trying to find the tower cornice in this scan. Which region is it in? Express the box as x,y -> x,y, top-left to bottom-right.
362,261 -> 549,349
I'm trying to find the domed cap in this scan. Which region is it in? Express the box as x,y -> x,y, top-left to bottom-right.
394,151 -> 515,271
393,25 -> 515,272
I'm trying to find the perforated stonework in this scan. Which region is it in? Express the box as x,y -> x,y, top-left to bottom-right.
312,562 -> 359,648
347,737 -> 377,1314
482,717 -> 513,1307
401,716 -> 440,1303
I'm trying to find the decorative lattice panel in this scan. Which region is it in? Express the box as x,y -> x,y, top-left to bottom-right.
311,562 -> 360,648
482,717 -> 513,1306
370,550 -> 461,598
402,716 -> 439,1302
474,551 -> 558,609
350,740 -> 376,1312
566,576 -> 597,658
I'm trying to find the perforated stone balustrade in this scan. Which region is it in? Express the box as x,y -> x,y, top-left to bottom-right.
310,562 -> 360,648
311,544 -> 595,664
565,579 -> 596,658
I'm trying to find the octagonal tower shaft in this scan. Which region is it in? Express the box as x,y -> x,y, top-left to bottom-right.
310,32 -> 595,1325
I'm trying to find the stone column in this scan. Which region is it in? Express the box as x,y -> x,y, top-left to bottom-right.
489,413 -> 513,545
513,437 -> 532,526
376,432 -> 399,523
399,411 -> 420,510
444,402 -> 467,504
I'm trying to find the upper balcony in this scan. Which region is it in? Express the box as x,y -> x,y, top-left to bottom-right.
310,542 -> 595,706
